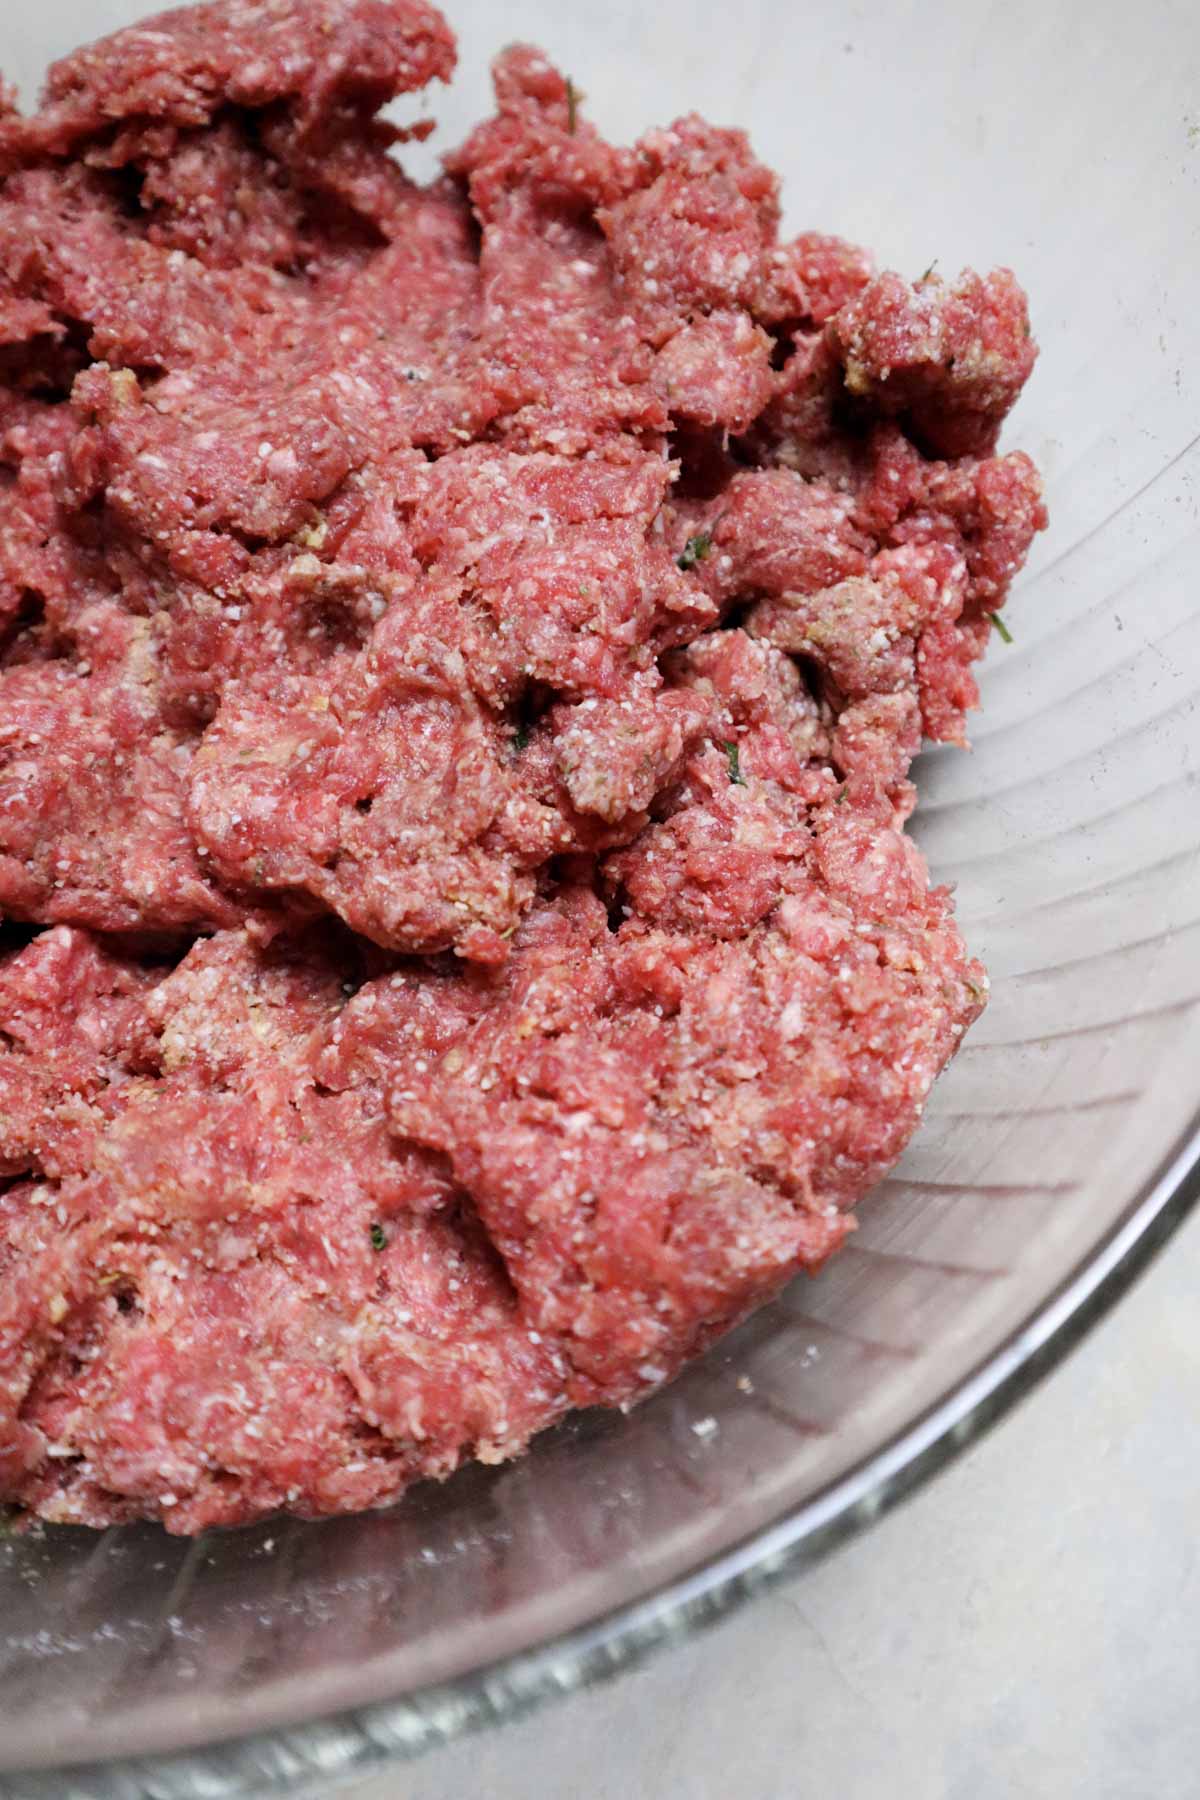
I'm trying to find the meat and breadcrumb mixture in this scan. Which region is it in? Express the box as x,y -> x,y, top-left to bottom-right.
0,0 -> 1045,1533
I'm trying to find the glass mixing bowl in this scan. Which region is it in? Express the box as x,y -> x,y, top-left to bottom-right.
2,1 -> 1198,1792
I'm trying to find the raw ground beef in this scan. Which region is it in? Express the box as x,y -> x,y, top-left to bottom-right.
0,0 -> 1045,1533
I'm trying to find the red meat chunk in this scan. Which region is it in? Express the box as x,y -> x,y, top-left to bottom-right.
830,268 -> 1037,457
0,0 -> 456,162
599,115 -> 780,337
654,311 -> 776,433
760,232 -> 874,327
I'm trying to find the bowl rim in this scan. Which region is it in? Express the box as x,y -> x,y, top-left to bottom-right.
18,1104 -> 1200,1796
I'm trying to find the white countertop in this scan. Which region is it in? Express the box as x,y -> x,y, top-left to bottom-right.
345,1207 -> 1200,1800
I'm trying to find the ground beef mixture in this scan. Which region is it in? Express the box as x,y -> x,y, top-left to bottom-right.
0,0 -> 1046,1533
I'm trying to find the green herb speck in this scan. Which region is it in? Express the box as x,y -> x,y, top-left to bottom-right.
512,723 -> 530,753
678,532 -> 712,571
370,1222 -> 387,1253
725,741 -> 745,786
566,77 -> 578,135
988,610 -> 1014,645
834,784 -> 848,804
919,259 -> 938,283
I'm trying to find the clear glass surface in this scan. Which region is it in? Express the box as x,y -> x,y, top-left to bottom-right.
1,1 -> 1198,1792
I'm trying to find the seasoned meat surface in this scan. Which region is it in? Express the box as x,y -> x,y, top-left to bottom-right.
0,0 -> 1042,1531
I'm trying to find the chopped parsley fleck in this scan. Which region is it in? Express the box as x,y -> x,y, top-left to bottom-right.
369,1221 -> 387,1253
566,77 -> 578,135
988,610 -> 1014,645
512,723 -> 530,753
834,784 -> 848,804
919,259 -> 938,283
724,740 -> 745,785
677,532 -> 712,571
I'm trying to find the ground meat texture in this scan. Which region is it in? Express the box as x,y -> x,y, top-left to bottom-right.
830,268 -> 1037,459
389,880 -> 982,1403
598,115 -> 780,337
0,927 -> 154,1181
550,675 -> 712,826
0,636 -> 245,935
445,51 -> 661,454
687,467 -> 874,610
188,608 -> 569,962
404,441 -> 714,699
654,311 -> 776,434
1,931 -> 568,1528
0,0 -> 1042,1532
759,232 -> 874,328
0,0 -> 456,163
